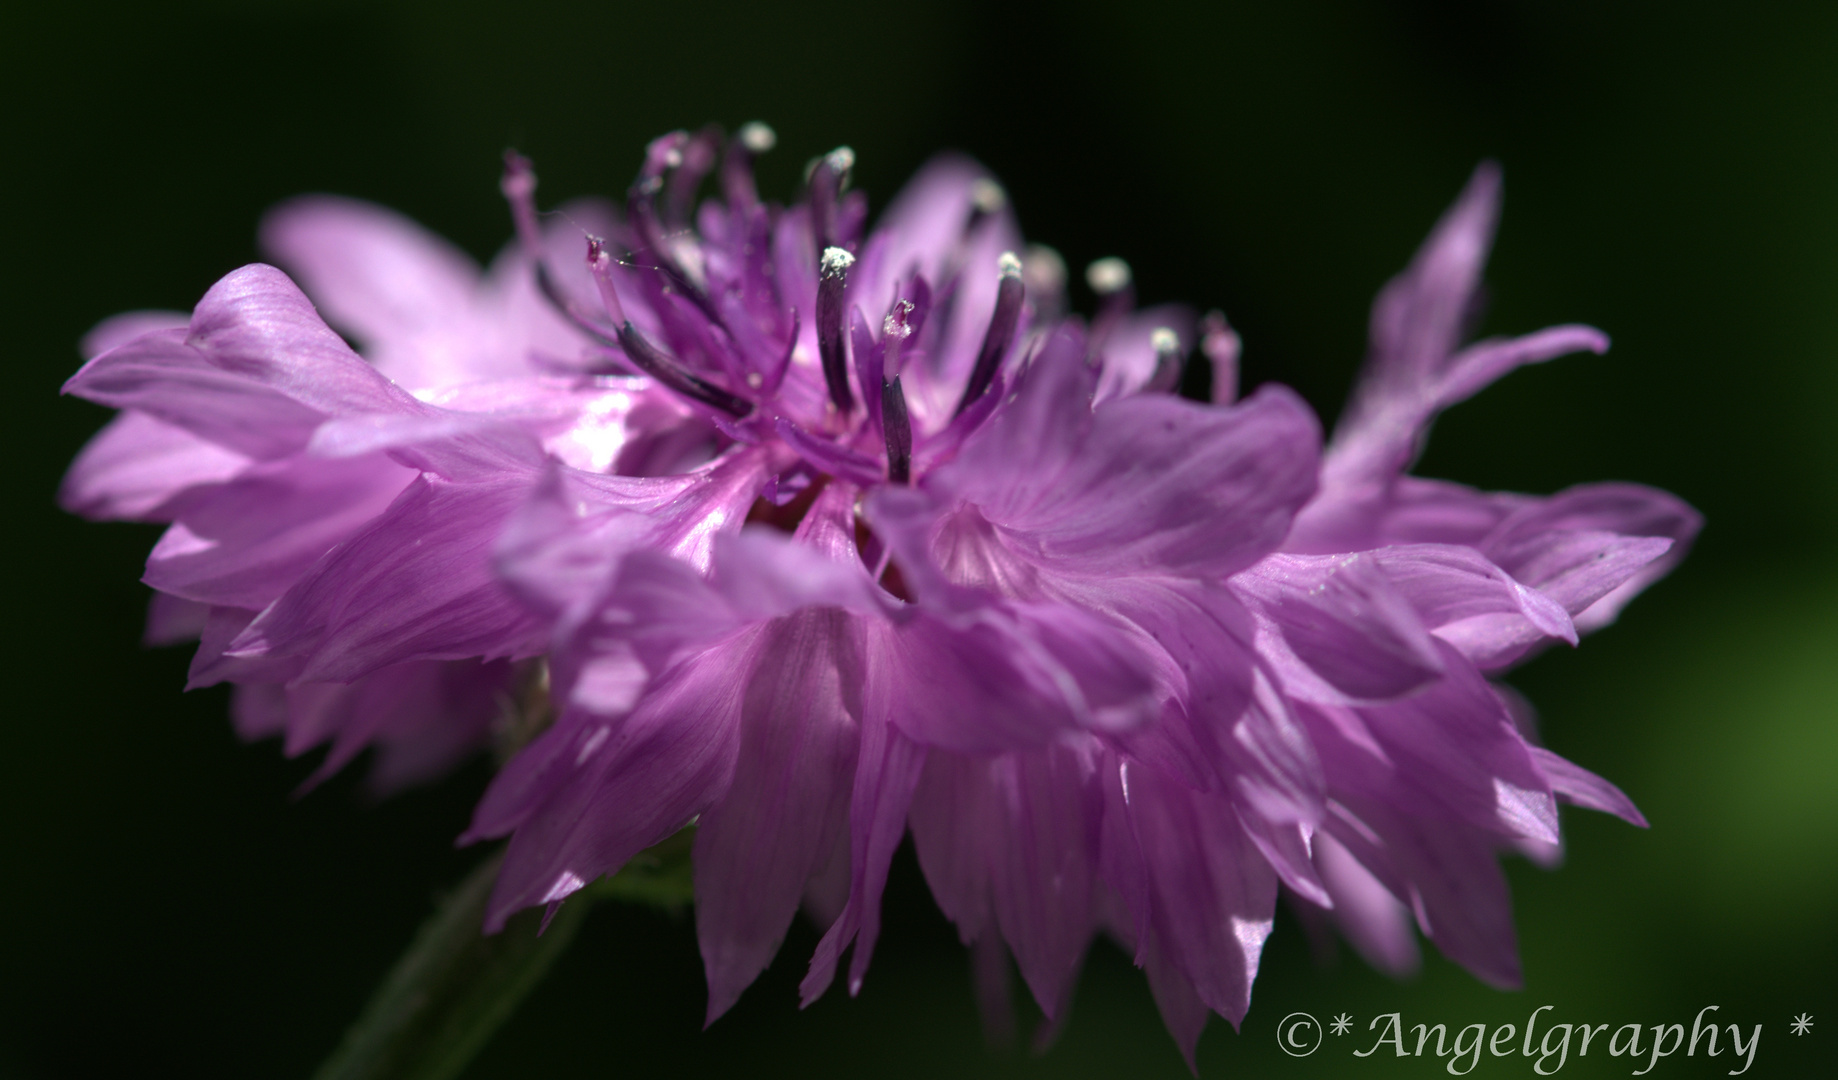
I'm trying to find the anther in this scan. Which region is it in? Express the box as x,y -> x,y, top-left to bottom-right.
970,177 -> 1007,216
739,121 -> 777,153
817,246 -> 857,413
882,375 -> 913,484
1144,326 -> 1185,393
882,298 -> 915,374
953,251 -> 1026,416
1085,256 -> 1132,296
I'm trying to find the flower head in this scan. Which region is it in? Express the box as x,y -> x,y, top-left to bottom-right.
59,127 -> 1698,1067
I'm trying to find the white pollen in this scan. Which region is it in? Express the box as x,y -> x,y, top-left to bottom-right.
826,145 -> 856,173
970,177 -> 1007,214
997,250 -> 1023,278
820,245 -> 856,276
739,121 -> 776,152
1151,327 -> 1180,353
883,299 -> 915,338
1086,256 -> 1132,295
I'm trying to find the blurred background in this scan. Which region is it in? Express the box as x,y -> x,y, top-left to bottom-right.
3,1 -> 1834,1076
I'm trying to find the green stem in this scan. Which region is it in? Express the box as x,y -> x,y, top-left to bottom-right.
309,829 -> 696,1080
309,849 -> 592,1080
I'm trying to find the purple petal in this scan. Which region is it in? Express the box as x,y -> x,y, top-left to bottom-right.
1108,760 -> 1278,1027
1364,162 -> 1500,394
1367,544 -> 1577,668
64,265 -> 421,458
1322,165 -> 1610,494
159,263 -> 416,417
1139,927 -> 1211,1073
1066,578 -> 1323,822
188,605 -> 303,689
144,453 -> 416,610
1481,482 -> 1702,632
492,460 -> 737,624
60,411 -> 250,522
1435,325 -> 1609,412
1323,798 -> 1521,988
230,475 -> 548,681
232,682 -> 289,741
800,678 -> 927,1004
144,590 -> 210,646
259,195 -> 484,387
695,609 -> 864,1023
947,350 -> 1321,579
1289,475 -> 1533,555
482,648 -> 746,930
1529,747 -> 1647,827
908,752 -> 999,944
282,659 -> 511,793
854,156 -> 1000,318
80,310 -> 189,359
1240,815 -> 1331,909
64,327 -> 331,459
1234,553 -> 1445,704
1311,831 -> 1420,976
880,599 -> 1157,752
911,744 -> 1102,1019
1309,643 -> 1557,845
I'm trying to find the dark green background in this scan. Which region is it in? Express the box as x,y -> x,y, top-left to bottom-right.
4,1 -> 1833,1076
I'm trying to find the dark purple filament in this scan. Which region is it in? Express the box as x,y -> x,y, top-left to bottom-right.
954,252 -> 1025,416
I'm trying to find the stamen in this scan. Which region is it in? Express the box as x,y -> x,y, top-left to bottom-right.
722,121 -> 776,209
665,125 -> 722,227
1085,256 -> 1135,356
586,238 -> 629,324
809,146 -> 855,252
626,133 -> 725,326
500,152 -> 544,264
817,246 -> 857,413
642,131 -> 689,182
1144,326 -> 1185,393
1022,244 -> 1067,323
583,238 -> 752,417
953,251 -> 1026,416
500,156 -> 618,347
1200,310 -> 1241,404
882,375 -> 913,484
